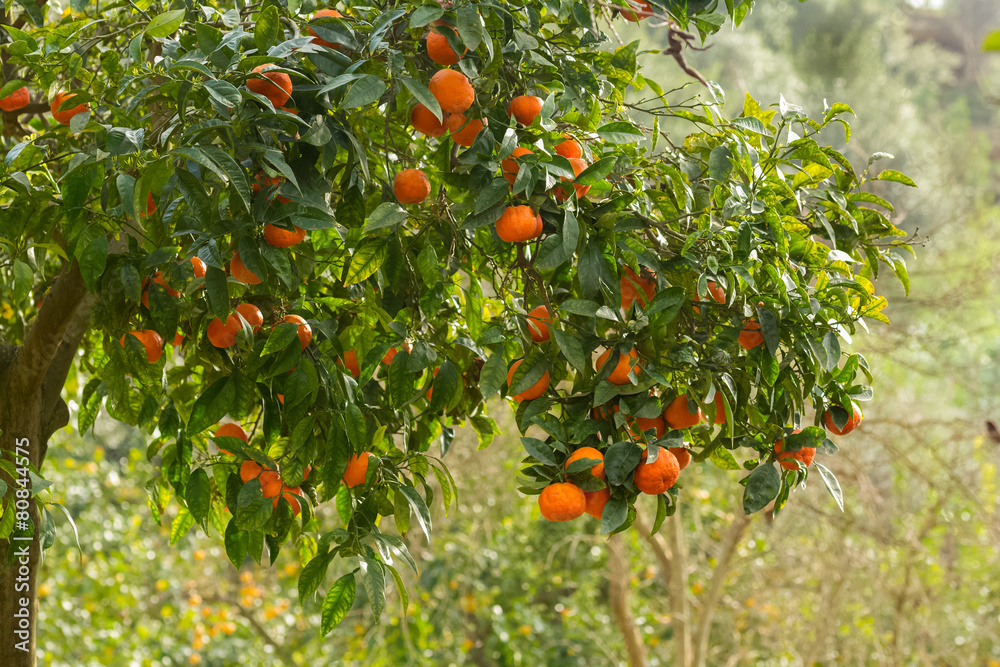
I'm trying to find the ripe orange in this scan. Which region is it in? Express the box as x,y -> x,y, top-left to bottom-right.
230,252 -> 262,285
824,404 -> 863,435
620,267 -> 656,309
260,470 -> 283,499
630,415 -> 665,440
565,446 -> 605,480
235,303 -> 263,333
508,95 -> 543,126
247,65 -> 292,108
774,430 -> 814,471
410,103 -> 448,137
282,314 -> 312,349
555,137 -> 582,160
501,146 -> 534,185
526,305 -> 552,342
274,486 -> 302,516
263,224 -> 307,247
172,333 -> 184,346
706,280 -> 726,304
393,169 -> 431,204
50,92 -> 88,125
738,319 -> 765,350
214,423 -> 247,455
426,28 -> 465,66
664,395 -> 704,429
190,257 -> 207,278
669,447 -> 691,470
553,157 -> 590,201
428,69 -> 474,114
308,9 -> 343,48
120,329 -> 164,363
496,205 -> 542,243
239,460 -> 264,483
446,113 -> 486,146
339,349 -> 360,377
207,313 -> 241,348
382,343 -> 411,365
538,482 -> 586,521
634,449 -> 680,494
142,270 -> 181,307
342,452 -> 374,488
583,487 -> 610,519
621,0 -> 654,21
0,86 -> 29,111
596,348 -> 640,385
143,192 -> 157,217
707,392 -> 726,425
507,359 -> 550,401
252,174 -> 291,204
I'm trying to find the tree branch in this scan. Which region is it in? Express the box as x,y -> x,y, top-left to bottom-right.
607,534 -> 647,667
16,260 -> 89,396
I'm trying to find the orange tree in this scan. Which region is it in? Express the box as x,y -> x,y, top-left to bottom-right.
0,0 -> 914,662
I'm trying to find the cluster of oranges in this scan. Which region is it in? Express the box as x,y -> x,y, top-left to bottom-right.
0,85 -> 92,125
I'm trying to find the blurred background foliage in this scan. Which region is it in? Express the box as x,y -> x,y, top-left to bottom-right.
30,0 -> 1000,664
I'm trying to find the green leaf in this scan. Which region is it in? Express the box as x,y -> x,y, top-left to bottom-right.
742,463 -> 780,514
344,237 -> 388,285
596,121 -> 643,144
187,376 -> 236,434
397,486 -> 432,539
709,447 -> 740,470
255,6 -> 280,52
362,202 -> 408,233
146,10 -> 185,38
644,285 -> 685,319
342,75 -> 386,109
170,507 -> 195,545
475,178 -> 510,214
361,551 -> 386,622
600,497 -> 628,534
604,441 -> 641,486
224,519 -> 249,567
400,76 -> 443,122
871,169 -> 917,187
409,5 -> 444,28
814,462 -> 844,512
320,573 -> 356,636
983,29 -> 1000,51
78,235 -> 108,292
456,5 -> 484,51
479,352 -> 506,398
552,328 -> 587,373
708,145 -> 733,182
185,468 -> 211,524
576,156 -> 617,185
345,403 -> 367,448
299,551 -> 335,603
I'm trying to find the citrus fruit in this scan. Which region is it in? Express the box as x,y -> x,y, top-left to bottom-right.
496,205 -> 542,242
410,103 -> 448,137
507,359 -> 549,401
634,449 -> 680,495
0,86 -> 29,112
595,348 -> 640,385
247,65 -> 292,108
426,27 -> 465,65
230,252 -> 262,285
446,113 -> 486,146
824,403 -> 863,435
553,157 -> 589,201
119,330 -> 164,363
583,487 -> 610,519
565,446 -> 605,479
393,168 -> 431,204
774,430 -> 815,471
235,303 -> 263,333
526,305 -> 552,342
669,447 -> 691,470
555,137 -> 582,160
282,314 -> 312,349
501,146 -> 533,185
538,482 -> 586,521
620,267 -> 656,309
342,452 -> 374,488
50,92 -> 88,125
263,224 -> 306,247
738,319 -> 765,350
508,95 -> 542,126
664,395 -> 704,429
428,69 -> 474,114
308,9 -> 343,48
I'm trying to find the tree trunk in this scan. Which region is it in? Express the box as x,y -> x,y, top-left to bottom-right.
0,262 -> 92,667
667,509 -> 692,667
607,534 -> 646,667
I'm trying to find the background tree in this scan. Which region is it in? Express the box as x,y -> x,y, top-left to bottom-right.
0,0 -> 916,665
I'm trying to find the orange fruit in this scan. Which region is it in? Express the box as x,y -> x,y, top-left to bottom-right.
260,471 -> 283,499
235,303 -> 263,333
0,86 -> 29,112
634,449 -> 680,495
342,452 -> 374,488
526,305 -> 552,342
707,392 -> 726,425
706,280 -> 726,304
50,92 -> 88,125
308,9 -> 343,48
207,313 -> 241,348
382,343 -> 412,365
774,430 -> 815,471
495,205 -> 542,243
583,487 -> 610,520
119,330 -> 164,363
142,271 -> 181,307
538,482 -> 586,522
230,252 -> 262,285
824,404 -> 862,436
426,28 -> 465,66
263,224 -> 306,247
565,446 -> 605,480
620,267 -> 656,309
501,146 -> 533,185
247,65 -> 292,108
252,173 -> 291,204
669,447 -> 691,470
446,113 -> 486,147
274,487 -> 302,516
554,137 -> 582,160
190,257 -> 207,278
508,95 -> 543,126
621,0 -> 653,21
239,460 -> 264,483
553,157 -> 589,201
393,169 -> 431,204
214,423 -> 247,455
595,348 -> 640,385
282,314 -> 312,349
664,395 -> 704,429
428,69 -> 474,114
172,333 -> 184,346
410,103 -> 448,137
143,192 -> 157,217
738,319 -> 765,350
630,415 -> 665,440
507,359 -> 549,401
339,349 -> 360,377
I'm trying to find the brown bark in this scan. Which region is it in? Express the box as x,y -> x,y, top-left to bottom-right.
607,534 -> 646,667
0,261 -> 91,667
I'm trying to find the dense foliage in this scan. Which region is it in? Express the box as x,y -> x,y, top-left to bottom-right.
0,0 -> 913,633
